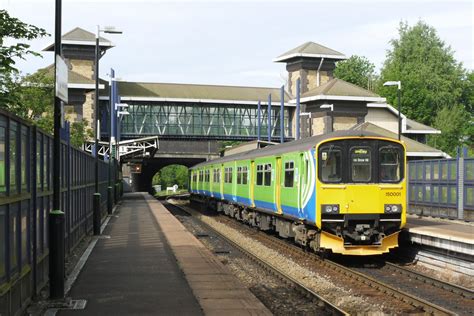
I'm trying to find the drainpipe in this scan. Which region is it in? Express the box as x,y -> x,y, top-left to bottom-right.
296,78 -> 301,140
316,57 -> 324,87
267,94 -> 271,142
257,101 -> 261,141
280,86 -> 284,143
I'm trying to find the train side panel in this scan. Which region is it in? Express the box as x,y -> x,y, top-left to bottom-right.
235,160 -> 252,206
253,156 -> 278,212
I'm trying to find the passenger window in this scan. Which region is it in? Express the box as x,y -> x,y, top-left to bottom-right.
242,166 -> 248,185
321,147 -> 342,182
351,147 -> 371,182
237,167 -> 242,184
380,147 -> 401,182
256,165 -> 263,185
225,167 -> 233,183
264,163 -> 272,186
284,161 -> 294,187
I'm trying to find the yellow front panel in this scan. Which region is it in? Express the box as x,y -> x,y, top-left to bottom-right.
316,183 -> 406,227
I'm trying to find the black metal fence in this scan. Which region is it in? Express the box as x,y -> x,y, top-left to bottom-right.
0,108 -> 121,315
408,150 -> 473,221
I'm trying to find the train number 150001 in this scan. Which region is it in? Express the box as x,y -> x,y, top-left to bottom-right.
385,192 -> 401,197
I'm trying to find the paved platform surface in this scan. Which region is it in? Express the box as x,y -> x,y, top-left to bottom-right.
59,193 -> 270,315
406,215 -> 473,243
406,215 -> 473,256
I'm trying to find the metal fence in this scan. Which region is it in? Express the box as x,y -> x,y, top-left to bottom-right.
0,108 -> 120,315
408,150 -> 473,221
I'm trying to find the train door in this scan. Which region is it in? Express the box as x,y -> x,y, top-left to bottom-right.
232,161 -> 237,201
220,164 -> 224,199
250,160 -> 255,207
276,157 -> 282,214
299,153 -> 307,212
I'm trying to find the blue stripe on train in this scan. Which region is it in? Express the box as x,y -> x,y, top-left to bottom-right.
254,199 -> 277,212
281,204 -> 301,218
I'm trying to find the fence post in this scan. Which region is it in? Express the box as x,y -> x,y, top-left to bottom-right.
31,126 -> 38,298
457,147 -> 465,220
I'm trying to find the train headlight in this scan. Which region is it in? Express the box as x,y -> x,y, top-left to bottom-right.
384,204 -> 402,213
322,204 -> 339,214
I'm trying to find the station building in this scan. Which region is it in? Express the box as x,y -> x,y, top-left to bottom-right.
42,27 -> 447,161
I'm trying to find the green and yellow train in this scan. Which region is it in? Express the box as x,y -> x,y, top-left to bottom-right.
189,130 -> 406,255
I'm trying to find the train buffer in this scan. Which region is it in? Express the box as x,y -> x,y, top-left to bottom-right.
53,193 -> 270,315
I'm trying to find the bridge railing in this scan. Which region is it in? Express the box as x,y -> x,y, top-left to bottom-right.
0,108 -> 119,315
408,151 -> 473,221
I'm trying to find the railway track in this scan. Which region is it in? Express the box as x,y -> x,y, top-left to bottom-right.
169,199 -> 472,315
163,200 -> 347,316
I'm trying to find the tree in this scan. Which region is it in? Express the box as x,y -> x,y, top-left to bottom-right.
378,21 -> 465,126
8,69 -> 54,119
334,55 -> 376,90
70,119 -> 93,148
154,165 -> 189,189
430,104 -> 473,157
1,10 -> 48,106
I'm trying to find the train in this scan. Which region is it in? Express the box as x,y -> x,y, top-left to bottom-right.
189,130 -> 406,256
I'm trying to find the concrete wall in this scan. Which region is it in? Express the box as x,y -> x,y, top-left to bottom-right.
311,116 -> 325,136
333,116 -> 357,131
365,108 -> 398,134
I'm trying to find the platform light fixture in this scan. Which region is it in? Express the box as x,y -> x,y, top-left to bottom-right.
383,81 -> 402,140
94,25 -> 123,234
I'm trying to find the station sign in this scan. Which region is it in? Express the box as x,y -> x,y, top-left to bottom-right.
55,54 -> 68,103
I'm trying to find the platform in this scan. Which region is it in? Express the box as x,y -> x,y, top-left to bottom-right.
406,215 -> 473,255
405,215 -> 473,275
57,193 -> 270,315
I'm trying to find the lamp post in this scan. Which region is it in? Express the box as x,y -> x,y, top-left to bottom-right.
320,104 -> 334,133
383,81 -> 402,140
94,26 -> 122,235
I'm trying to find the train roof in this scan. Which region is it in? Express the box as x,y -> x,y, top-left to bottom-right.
191,130 -> 393,169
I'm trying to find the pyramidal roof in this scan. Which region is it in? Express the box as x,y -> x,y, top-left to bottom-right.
43,27 -> 114,51
301,78 -> 380,98
273,41 -> 347,62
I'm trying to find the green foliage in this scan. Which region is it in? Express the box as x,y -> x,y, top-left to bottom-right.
70,119 -> 93,148
378,21 -> 465,126
334,55 -> 376,90
430,104 -> 473,157
1,10 -> 48,105
8,70 -> 54,119
152,165 -> 189,189
460,71 -> 474,115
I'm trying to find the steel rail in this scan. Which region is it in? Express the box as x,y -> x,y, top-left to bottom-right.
384,261 -> 473,299
164,201 -> 348,316
178,199 -> 459,315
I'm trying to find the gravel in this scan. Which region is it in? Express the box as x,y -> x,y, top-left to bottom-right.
169,199 -> 387,315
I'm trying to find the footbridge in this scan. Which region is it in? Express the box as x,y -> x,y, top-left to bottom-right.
98,81 -> 295,191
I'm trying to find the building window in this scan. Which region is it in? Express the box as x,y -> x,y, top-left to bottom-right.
284,161 -> 294,187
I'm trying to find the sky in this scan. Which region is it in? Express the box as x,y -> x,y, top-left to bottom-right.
2,0 -> 473,88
